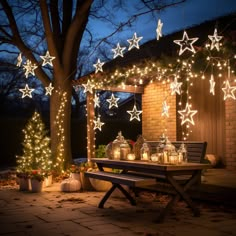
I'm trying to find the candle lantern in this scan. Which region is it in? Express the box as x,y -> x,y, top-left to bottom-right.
111,131 -> 124,160
178,143 -> 187,163
140,143 -> 150,161
120,141 -> 131,160
163,137 -> 176,164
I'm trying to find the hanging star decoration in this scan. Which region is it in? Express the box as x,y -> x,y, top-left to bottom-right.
40,51 -> 55,66
156,19 -> 163,40
222,80 -> 236,100
93,58 -> 105,73
106,93 -> 120,109
45,83 -> 54,96
161,100 -> 170,117
19,84 -> 35,98
178,103 -> 198,125
127,32 -> 143,51
173,31 -> 199,55
170,76 -> 182,95
209,74 -> 216,95
127,104 -> 142,121
112,43 -> 126,58
93,116 -> 105,131
208,28 -> 223,51
23,60 -> 38,78
16,53 -> 22,67
93,93 -> 100,108
82,80 -> 95,94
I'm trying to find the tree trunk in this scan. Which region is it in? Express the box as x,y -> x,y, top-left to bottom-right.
50,74 -> 72,172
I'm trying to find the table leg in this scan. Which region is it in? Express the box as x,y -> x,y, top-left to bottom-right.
156,170 -> 201,223
98,183 -> 136,208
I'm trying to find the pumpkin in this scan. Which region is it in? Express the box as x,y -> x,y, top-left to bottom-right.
60,178 -> 81,192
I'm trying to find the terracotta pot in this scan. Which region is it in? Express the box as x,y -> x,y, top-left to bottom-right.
19,178 -> 31,191
30,179 -> 43,193
89,178 -> 112,192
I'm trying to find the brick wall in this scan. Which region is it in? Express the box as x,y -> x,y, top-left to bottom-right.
225,91 -> 236,170
142,81 -> 176,141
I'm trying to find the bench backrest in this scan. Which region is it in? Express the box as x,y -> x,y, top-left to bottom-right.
146,141 -> 207,163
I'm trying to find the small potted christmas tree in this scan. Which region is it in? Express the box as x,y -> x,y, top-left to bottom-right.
16,111 -> 52,192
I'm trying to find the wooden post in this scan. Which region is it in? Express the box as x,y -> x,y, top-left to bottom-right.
86,92 -> 95,161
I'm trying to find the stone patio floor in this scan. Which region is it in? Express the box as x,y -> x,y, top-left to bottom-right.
1,168 -> 236,236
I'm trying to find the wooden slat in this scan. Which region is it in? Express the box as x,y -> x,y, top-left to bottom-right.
85,171 -> 156,187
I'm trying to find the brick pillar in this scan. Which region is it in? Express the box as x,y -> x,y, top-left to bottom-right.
142,81 -> 176,141
225,82 -> 236,170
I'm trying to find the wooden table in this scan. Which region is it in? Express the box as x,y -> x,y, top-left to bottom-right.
88,158 -> 211,222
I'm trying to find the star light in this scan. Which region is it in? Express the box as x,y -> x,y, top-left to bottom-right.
208,28 -> 223,51
156,19 -> 163,40
173,31 -> 199,55
45,83 -> 54,96
178,103 -> 198,126
93,116 -> 105,131
23,60 -> 38,78
40,51 -> 55,66
16,53 -> 22,67
127,32 -> 143,51
93,58 -> 105,73
170,76 -> 182,95
82,80 -> 95,94
112,43 -> 126,58
93,93 -> 100,108
209,74 -> 216,95
161,100 -> 170,117
106,93 -> 120,109
222,80 -> 236,100
19,84 -> 34,98
127,104 -> 142,121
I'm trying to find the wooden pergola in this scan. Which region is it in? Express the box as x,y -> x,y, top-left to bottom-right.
73,79 -> 144,160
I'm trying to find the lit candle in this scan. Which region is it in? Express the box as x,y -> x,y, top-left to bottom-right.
127,153 -> 135,161
142,152 -> 148,160
113,150 -> 120,159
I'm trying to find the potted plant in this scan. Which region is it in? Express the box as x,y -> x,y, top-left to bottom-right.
30,170 -> 45,192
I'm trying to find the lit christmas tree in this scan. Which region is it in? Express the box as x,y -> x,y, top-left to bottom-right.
16,112 -> 52,177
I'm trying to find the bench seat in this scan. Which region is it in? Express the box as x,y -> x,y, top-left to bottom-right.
85,171 -> 156,187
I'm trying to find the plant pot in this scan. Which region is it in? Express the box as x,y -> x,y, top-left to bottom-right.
89,178 -> 112,192
19,177 -> 31,191
80,172 -> 94,191
43,175 -> 53,187
31,179 -> 43,193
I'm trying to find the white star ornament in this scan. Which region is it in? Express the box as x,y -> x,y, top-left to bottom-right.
161,100 -> 170,117
93,117 -> 105,131
173,31 -> 199,55
208,28 -> 223,51
127,104 -> 142,121
93,93 -> 100,108
19,84 -> 35,98
82,80 -> 95,94
127,32 -> 143,51
178,103 -> 198,126
222,80 -> 236,100
170,77 -> 182,95
112,43 -> 126,58
209,74 -> 215,95
93,59 -> 105,73
156,19 -> 163,40
106,93 -> 120,109
23,60 -> 37,78
40,51 -> 55,66
45,83 -> 54,96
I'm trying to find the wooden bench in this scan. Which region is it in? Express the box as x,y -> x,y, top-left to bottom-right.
147,141 -> 207,163
85,171 -> 156,208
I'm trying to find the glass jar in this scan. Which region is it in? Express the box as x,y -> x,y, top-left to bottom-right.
140,143 -> 150,161
120,142 -> 131,160
178,143 -> 187,163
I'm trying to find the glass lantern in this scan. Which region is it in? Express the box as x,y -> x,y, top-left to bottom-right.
163,137 -> 176,164
140,143 -> 150,161
178,143 -> 187,163
120,141 -> 131,160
